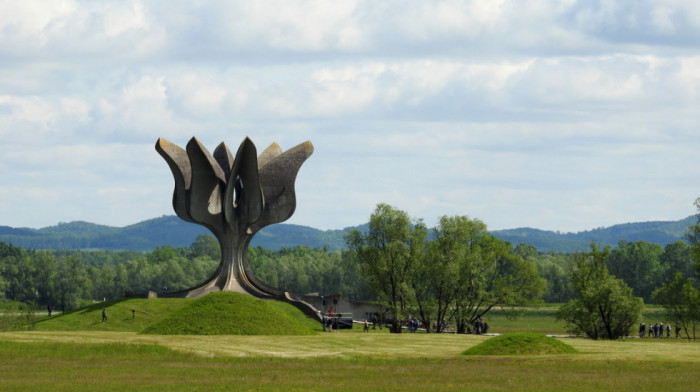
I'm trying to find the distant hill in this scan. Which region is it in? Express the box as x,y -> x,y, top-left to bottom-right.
0,216 -> 351,252
490,216 -> 696,253
0,215 -> 694,253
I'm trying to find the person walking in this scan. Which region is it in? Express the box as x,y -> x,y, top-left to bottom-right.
102,308 -> 107,323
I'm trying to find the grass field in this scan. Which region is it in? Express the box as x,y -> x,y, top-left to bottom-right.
0,299 -> 697,391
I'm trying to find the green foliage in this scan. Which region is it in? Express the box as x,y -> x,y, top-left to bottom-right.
557,245 -> 644,339
345,204 -> 428,333
462,332 -> 578,356
140,292 -> 318,335
653,272 -> 699,341
530,251 -> 577,303
433,217 -> 545,334
248,246 -> 368,301
347,206 -> 545,334
606,240 -> 664,302
687,198 -> 700,277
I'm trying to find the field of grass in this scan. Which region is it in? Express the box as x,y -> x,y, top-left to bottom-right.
1,298 -> 698,391
0,330 -> 698,391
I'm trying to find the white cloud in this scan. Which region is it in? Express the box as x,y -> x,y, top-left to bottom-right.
0,0 -> 699,233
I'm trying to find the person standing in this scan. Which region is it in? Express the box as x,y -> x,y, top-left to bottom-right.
675,323 -> 682,338
666,323 -> 671,338
102,308 -> 107,323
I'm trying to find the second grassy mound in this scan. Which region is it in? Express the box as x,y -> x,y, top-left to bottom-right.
463,332 -> 578,356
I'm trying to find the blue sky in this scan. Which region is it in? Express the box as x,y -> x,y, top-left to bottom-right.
1,0 -> 699,233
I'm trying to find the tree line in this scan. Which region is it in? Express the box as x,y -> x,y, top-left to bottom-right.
0,235 -> 366,312
1,202 -> 699,339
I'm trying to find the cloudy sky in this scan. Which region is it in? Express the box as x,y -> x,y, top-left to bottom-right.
1,0 -> 699,234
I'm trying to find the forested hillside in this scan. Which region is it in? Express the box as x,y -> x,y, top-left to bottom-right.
0,215 -> 693,253
491,216 -> 695,253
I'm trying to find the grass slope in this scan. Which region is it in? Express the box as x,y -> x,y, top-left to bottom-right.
140,292 -> 319,335
31,298 -> 193,332
463,332 -> 578,356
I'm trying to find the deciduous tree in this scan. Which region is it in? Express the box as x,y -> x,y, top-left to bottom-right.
653,272 -> 699,341
345,204 -> 427,333
557,245 -> 644,339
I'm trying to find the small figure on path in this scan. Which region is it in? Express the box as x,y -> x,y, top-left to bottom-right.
666,323 -> 670,338
47,305 -> 52,317
675,323 -> 681,338
102,308 -> 107,323
364,319 -> 369,332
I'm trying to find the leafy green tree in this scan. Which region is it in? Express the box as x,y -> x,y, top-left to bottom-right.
345,204 -> 427,333
411,216 -> 466,332
421,215 -> 489,333
557,245 -> 644,339
54,256 -> 90,311
659,241 -> 695,284
687,197 -> 700,277
32,251 -> 56,306
452,233 -> 544,333
190,234 -> 221,261
606,240 -> 663,302
653,272 -> 699,341
520,246 -> 576,303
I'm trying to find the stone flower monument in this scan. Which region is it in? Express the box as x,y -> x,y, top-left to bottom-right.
155,136 -> 319,318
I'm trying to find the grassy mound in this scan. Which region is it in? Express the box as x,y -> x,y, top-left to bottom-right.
463,333 -> 578,356
140,292 -> 319,335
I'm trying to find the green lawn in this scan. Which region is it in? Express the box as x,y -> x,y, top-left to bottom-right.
1,299 -> 697,391
0,331 -> 697,391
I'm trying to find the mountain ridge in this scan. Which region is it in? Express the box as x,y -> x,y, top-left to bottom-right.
0,215 -> 694,253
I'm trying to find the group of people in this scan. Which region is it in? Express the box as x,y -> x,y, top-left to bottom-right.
638,322 -> 682,338
473,317 -> 489,335
406,317 -> 420,332
322,307 -> 341,332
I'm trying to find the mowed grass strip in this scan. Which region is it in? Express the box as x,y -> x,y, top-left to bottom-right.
0,339 -> 698,392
